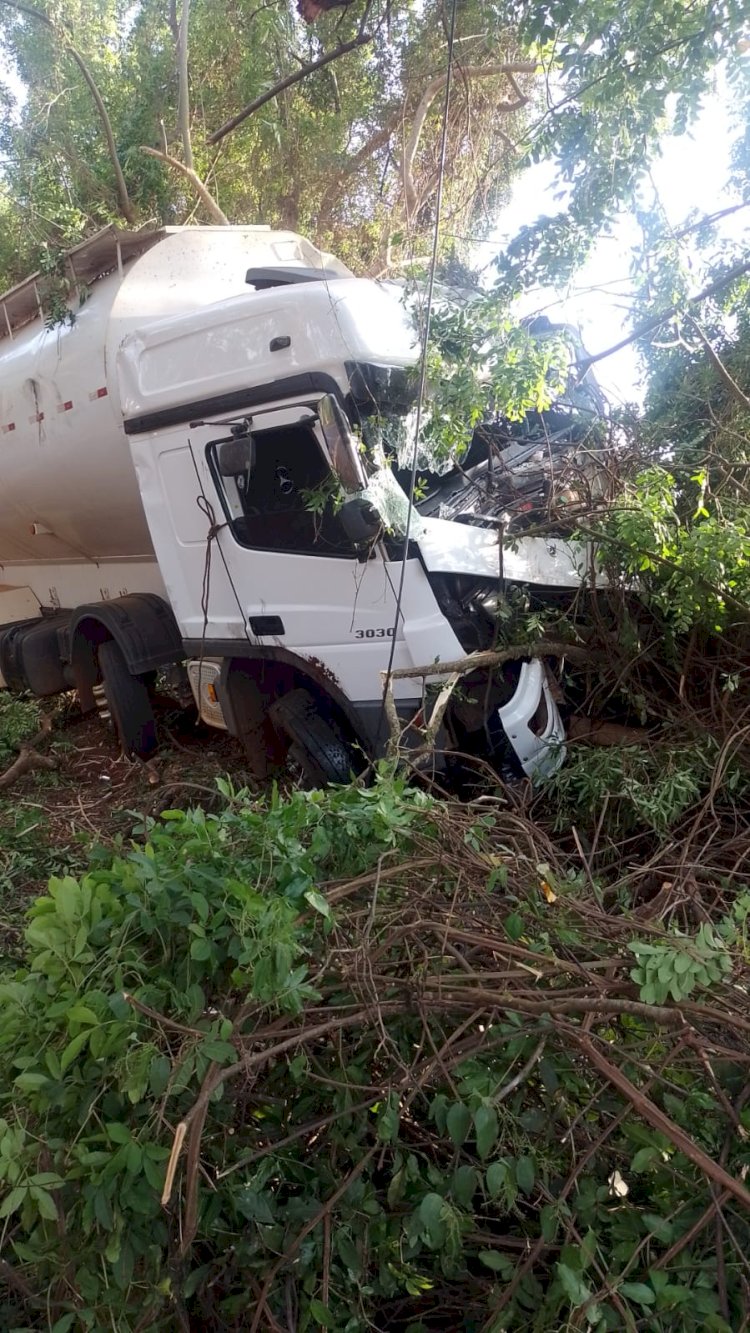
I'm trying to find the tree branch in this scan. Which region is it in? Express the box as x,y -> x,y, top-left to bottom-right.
0,713 -> 56,791
0,0 -> 136,224
674,199 -> 750,240
401,62 -> 535,218
207,29 -> 374,145
686,316 -> 750,413
176,0 -> 193,170
575,1032 -> 750,1212
577,257 -> 750,372
141,145 -> 229,223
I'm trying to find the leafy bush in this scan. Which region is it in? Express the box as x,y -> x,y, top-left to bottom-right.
598,465 -> 750,636
542,739 -> 716,838
0,777 -> 747,1332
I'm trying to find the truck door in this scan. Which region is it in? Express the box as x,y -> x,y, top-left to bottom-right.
202,403 -> 407,704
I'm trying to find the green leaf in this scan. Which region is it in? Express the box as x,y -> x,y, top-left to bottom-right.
643,1213 -> 674,1243
0,1186 -> 27,1218
377,1095 -> 400,1144
309,1298 -> 335,1327
30,1185 -> 58,1220
51,1316 -> 76,1333
13,1071 -> 49,1092
430,1094 -> 448,1134
190,937 -> 212,962
631,1147 -> 657,1172
106,1122 -> 131,1144
60,1030 -> 90,1072
539,1057 -> 559,1092
199,1039 -> 236,1064
304,889 -> 332,920
515,1156 -> 535,1195
474,1105 -> 499,1160
485,1161 -> 507,1198
53,876 -> 81,922
446,1102 -> 471,1147
505,913 -> 524,941
419,1192 -> 446,1248
452,1165 -> 477,1208
478,1249 -> 508,1272
557,1262 -> 591,1308
93,1188 -> 114,1231
620,1282 -> 656,1306
335,1230 -> 361,1276
125,1141 -> 142,1175
149,1054 -> 171,1097
387,1166 -> 405,1207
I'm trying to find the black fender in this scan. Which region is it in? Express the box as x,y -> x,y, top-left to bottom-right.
216,647 -> 370,778
68,594 -> 183,708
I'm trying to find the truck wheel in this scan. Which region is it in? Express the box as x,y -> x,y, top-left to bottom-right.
96,640 -> 158,759
269,688 -> 359,786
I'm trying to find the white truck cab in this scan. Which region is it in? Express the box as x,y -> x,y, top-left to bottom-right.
0,225 -> 596,785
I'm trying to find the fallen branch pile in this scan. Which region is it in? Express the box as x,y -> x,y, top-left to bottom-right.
1,737 -> 750,1329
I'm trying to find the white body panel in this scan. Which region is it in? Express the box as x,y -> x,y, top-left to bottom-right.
417,518 -> 598,588
117,279 -> 417,423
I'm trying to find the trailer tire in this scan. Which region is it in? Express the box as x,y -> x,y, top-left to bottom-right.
270,688 -> 358,786
97,640 -> 158,759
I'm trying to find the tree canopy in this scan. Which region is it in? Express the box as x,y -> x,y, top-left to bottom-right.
0,0 -> 745,290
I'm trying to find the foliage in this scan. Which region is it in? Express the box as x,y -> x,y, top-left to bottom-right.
542,738 -> 719,838
593,465 -> 750,636
0,775 -> 748,1330
629,924 -> 732,1006
0,0 -> 743,291
0,804 -> 64,910
496,0 -> 750,292
0,0 -> 528,284
0,694 -> 41,766
418,293 -> 570,467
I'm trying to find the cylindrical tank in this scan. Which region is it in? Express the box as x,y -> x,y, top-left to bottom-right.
0,226 -> 350,568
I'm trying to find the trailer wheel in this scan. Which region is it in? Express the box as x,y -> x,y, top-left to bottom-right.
270,688 -> 359,786
96,640 -> 158,759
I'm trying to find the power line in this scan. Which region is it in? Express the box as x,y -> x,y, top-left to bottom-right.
378,0 -> 458,738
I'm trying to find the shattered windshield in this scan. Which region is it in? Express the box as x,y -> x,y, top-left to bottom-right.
361,412 -> 455,481
357,434 -> 426,538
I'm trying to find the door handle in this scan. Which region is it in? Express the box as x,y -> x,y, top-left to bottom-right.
249,616 -> 285,636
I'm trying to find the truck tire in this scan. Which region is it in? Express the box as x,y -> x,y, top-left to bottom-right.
96,640 -> 158,759
269,688 -> 358,786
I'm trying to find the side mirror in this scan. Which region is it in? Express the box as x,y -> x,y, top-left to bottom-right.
340,496 -> 380,545
216,435 -> 255,478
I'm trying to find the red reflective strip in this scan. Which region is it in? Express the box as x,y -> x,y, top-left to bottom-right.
57,400 -> 73,412
89,386 -> 108,400
29,412 -> 44,423
2,423 -> 15,433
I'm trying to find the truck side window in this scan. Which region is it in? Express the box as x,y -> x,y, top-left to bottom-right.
209,423 -> 355,558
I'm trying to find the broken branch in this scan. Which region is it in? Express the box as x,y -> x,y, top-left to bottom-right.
0,713 -> 57,791
575,1033 -> 750,1212
207,30 -> 374,145
140,146 -> 229,224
